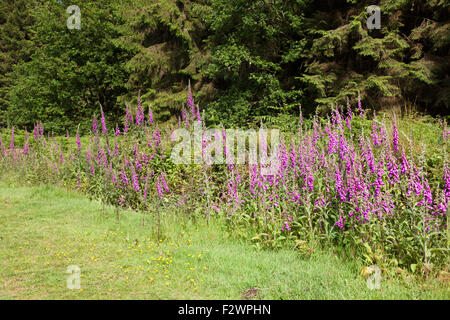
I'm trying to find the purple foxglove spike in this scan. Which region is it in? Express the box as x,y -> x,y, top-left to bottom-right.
113,142 -> 120,157
39,122 -> 44,137
76,133 -> 81,152
148,107 -> 153,124
93,115 -> 98,134
33,123 -> 38,141
132,172 -> 140,192
157,177 -> 163,198
161,172 -> 169,192
121,170 -> 129,186
443,163 -> 450,201
392,119 -> 399,152
101,110 -> 107,135
357,91 -> 365,117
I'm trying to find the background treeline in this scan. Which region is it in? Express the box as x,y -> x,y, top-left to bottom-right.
0,0 -> 449,133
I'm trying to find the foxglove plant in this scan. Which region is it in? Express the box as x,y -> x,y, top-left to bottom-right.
156,175 -> 163,198
132,169 -> 140,192
386,148 -> 399,184
39,122 -> 44,138
33,123 -> 39,141
392,116 -> 399,152
76,131 -> 81,153
101,110 -> 107,136
148,106 -> 153,124
161,172 -> 169,192
181,106 -> 188,127
93,115 -> 98,134
136,93 -> 144,126
443,163 -> 450,202
357,91 -> 365,117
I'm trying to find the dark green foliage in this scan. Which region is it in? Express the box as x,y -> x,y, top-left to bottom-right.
299,0 -> 450,115
1,0 -> 449,132
5,0 -> 133,133
201,0 -> 306,126
0,0 -> 36,127
115,0 -> 212,122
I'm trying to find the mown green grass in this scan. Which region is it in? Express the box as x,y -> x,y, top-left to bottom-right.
0,180 -> 448,300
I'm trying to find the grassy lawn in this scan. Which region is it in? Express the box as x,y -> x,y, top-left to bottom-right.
0,180 -> 448,300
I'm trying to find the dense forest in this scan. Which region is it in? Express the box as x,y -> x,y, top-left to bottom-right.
0,0 -> 449,133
